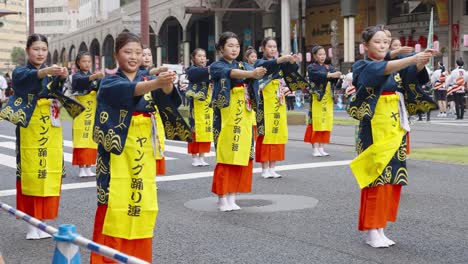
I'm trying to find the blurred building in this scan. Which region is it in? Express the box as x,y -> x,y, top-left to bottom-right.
45,0 -> 467,71
0,0 -> 27,73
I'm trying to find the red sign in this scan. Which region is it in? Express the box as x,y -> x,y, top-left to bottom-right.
94,56 -> 100,72
452,24 -> 459,50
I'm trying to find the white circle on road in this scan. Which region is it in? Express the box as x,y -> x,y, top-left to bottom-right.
184,194 -> 319,213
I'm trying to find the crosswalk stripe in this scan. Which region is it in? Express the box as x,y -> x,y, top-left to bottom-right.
0,137 -> 188,167
0,153 -> 16,169
0,160 -> 352,197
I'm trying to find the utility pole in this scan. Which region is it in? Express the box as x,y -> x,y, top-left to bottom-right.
29,0 -> 34,34
140,0 -> 149,46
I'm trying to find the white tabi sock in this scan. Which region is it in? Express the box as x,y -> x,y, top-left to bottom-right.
227,194 -> 240,210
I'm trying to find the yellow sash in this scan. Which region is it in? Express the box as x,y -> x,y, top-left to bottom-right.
154,108 -> 165,160
73,91 -> 97,149
216,86 -> 253,166
104,114 -> 158,239
20,99 -> 63,197
350,94 -> 406,188
193,87 -> 213,142
311,82 -> 334,131
262,80 -> 288,144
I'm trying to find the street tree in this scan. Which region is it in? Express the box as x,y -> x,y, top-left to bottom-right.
10,47 -> 26,66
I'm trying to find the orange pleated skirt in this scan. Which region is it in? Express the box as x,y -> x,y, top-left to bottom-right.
406,132 -> 410,155
358,184 -> 402,231
156,158 -> 165,175
187,132 -> 211,154
211,160 -> 253,196
253,125 -> 258,141
255,136 -> 285,162
304,124 -> 331,144
90,205 -> 153,264
72,148 -> 97,166
16,180 -> 60,220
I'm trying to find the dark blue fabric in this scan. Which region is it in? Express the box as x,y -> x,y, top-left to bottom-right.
307,62 -> 336,101
0,63 -> 71,127
71,70 -> 100,95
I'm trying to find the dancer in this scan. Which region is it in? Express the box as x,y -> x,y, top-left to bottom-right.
446,58 -> 467,120
431,62 -> 448,117
185,48 -> 213,166
347,25 -> 436,248
210,32 -> 267,211
389,38 -> 414,156
244,46 -> 259,141
0,34 -> 83,239
91,32 -> 176,263
254,37 -> 300,178
244,46 -> 258,67
140,46 -> 168,175
304,45 -> 341,157
71,51 -> 103,177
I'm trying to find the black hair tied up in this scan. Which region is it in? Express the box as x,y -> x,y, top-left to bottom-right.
311,45 -> 324,55
361,25 -> 386,43
215,31 -> 239,51
75,51 -> 91,71
26,34 -> 48,49
115,32 -> 142,53
261,37 -> 276,48
456,57 -> 464,67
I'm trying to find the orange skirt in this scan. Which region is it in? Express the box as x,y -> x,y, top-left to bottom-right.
187,132 -> 211,154
406,132 -> 410,155
358,184 -> 402,231
156,158 -> 165,175
255,136 -> 285,162
72,148 -> 97,166
253,125 -> 258,141
16,180 -> 60,220
90,205 -> 153,264
303,124 -> 331,144
211,160 -> 253,196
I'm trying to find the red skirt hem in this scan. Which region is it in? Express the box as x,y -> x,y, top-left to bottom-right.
72,148 -> 97,166
187,133 -> 211,154
303,124 -> 331,144
358,184 -> 402,231
255,136 -> 285,162
156,158 -> 165,175
90,205 -> 153,264
16,180 -> 60,220
211,160 -> 253,196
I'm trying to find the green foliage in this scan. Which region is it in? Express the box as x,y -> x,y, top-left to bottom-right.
10,47 -> 26,66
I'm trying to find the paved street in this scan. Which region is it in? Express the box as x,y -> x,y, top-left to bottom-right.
1,111 -> 468,264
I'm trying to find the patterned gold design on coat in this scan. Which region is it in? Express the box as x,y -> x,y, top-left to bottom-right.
96,155 -> 109,175
27,94 -> 34,106
398,144 -> 407,161
384,166 -> 392,182
116,110 -> 128,129
94,127 -> 123,153
394,167 -> 408,185
14,97 -> 22,106
99,111 -> 109,124
97,184 -> 108,204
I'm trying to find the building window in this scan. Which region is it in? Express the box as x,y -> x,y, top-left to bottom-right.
465,0 -> 468,16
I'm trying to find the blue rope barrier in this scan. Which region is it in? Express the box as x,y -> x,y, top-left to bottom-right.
0,202 -> 150,264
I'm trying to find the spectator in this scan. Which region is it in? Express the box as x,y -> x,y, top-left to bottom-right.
0,73 -> 8,107
417,81 -> 432,122
282,79 -> 295,111
178,71 -> 188,106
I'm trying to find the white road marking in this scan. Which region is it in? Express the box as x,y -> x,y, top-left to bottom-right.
0,160 -> 352,197
0,153 -> 16,169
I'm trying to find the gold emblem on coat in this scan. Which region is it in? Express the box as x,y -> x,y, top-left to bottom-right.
99,111 -> 109,124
